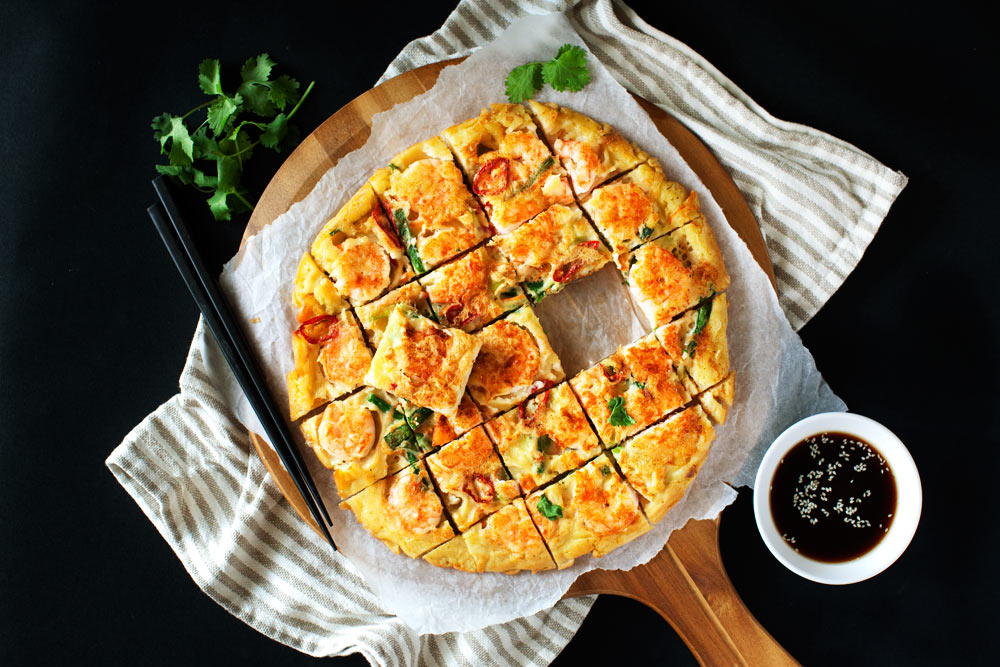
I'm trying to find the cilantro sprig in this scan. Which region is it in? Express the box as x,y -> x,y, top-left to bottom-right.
608,396 -> 636,427
152,54 -> 314,221
505,44 -> 591,103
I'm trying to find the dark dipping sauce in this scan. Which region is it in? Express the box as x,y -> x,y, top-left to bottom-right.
770,431 -> 896,562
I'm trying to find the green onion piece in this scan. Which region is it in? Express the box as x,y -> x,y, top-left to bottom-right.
405,450 -> 419,473
407,246 -> 425,274
328,227 -> 342,237
535,462 -> 546,474
607,396 -> 636,427
509,156 -> 555,198
536,494 -> 563,520
626,378 -> 646,390
409,406 -> 434,427
537,434 -> 553,453
683,340 -> 697,358
367,393 -> 391,413
523,280 -> 547,303
389,163 -> 401,171
600,464 -> 612,476
498,287 -> 521,300
415,433 -> 432,451
692,298 -> 713,337
391,409 -> 405,420
384,423 -> 415,449
639,225 -> 653,241
611,445 -> 624,455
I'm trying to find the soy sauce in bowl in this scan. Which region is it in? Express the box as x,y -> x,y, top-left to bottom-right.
769,432 -> 897,562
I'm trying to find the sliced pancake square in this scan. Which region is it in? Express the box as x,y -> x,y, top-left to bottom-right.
340,458 -> 454,558
299,389 -> 413,500
526,454 -> 650,568
365,305 -> 481,415
402,391 -> 484,453
526,100 -> 646,196
354,280 -> 435,351
425,425 -> 521,532
697,372 -> 736,425
620,214 -> 730,328
485,382 -> 602,494
582,160 -> 700,257
309,184 -> 414,307
466,305 -> 565,417
489,202 -> 611,303
569,332 -> 691,446
419,245 -> 527,332
462,498 -> 556,573
654,292 -> 730,396
291,251 -> 348,320
370,137 -> 491,274
286,298 -> 372,421
442,103 -> 574,234
422,534 -> 478,572
611,405 -> 715,524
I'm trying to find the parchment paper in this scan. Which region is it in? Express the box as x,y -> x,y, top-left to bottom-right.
218,12 -> 845,634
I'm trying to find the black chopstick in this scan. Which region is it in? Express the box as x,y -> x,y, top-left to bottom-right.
148,178 -> 337,552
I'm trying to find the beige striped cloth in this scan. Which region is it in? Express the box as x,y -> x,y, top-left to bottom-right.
107,1 -> 906,664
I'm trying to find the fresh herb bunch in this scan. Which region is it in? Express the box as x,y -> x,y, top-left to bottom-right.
505,44 -> 591,103
152,54 -> 315,221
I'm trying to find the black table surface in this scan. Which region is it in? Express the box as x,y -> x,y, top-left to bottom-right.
2,1 -> 997,665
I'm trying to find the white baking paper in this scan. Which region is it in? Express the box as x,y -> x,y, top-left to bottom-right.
218,12 -> 845,635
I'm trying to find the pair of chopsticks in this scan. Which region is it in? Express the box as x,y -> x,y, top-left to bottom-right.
148,176 -> 338,553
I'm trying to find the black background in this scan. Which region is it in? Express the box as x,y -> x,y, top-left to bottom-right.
2,1 -> 997,665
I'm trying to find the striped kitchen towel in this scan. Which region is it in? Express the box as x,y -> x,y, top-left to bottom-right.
107,1 -> 906,665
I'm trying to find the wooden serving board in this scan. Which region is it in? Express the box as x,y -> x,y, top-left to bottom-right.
246,59 -> 793,666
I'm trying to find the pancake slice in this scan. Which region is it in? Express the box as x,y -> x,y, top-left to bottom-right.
620,215 -> 730,328
569,332 -> 690,447
341,459 -> 454,558
654,292 -> 730,396
582,160 -> 699,257
466,305 -> 565,417
370,137 -> 491,274
365,305 -> 481,415
300,389 -> 413,500
420,245 -> 526,332
443,103 -> 574,234
526,454 -> 651,568
425,425 -> 521,531
463,498 -> 556,573
310,184 -> 413,307
489,202 -> 611,304
526,99 -> 646,196
485,382 -> 601,494
611,405 -> 715,524
355,280 -> 435,351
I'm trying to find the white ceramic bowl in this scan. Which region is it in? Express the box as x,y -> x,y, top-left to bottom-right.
753,412 -> 921,584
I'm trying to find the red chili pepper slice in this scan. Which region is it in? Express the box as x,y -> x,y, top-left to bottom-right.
295,315 -> 340,345
602,364 -> 627,383
462,473 -> 496,504
552,261 -> 582,283
371,203 -> 401,248
473,158 -> 510,195
577,240 -> 602,250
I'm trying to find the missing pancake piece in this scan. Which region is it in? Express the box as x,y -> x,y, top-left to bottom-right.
283,101 -> 734,573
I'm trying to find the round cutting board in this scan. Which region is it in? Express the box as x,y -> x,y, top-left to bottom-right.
246,59 -> 793,666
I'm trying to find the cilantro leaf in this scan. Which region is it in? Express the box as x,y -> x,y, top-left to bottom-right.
607,396 -> 635,427
198,58 -> 223,95
523,280 -> 547,303
152,53 -> 314,222
542,44 -> 590,92
536,494 -> 563,520
268,75 -> 299,111
505,62 -> 544,103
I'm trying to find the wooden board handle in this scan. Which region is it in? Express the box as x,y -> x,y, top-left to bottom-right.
566,518 -> 798,666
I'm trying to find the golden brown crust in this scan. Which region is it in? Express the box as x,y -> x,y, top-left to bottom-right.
527,100 -> 645,195
612,405 -> 714,524
526,455 -> 650,568
463,498 -> 556,573
466,306 -> 565,416
622,215 -> 730,327
426,426 -> 520,531
370,137 -> 490,273
443,103 -> 574,234
366,305 -> 482,415
582,160 -> 697,256
569,332 -> 690,446
420,246 -> 526,332
485,383 -> 601,493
